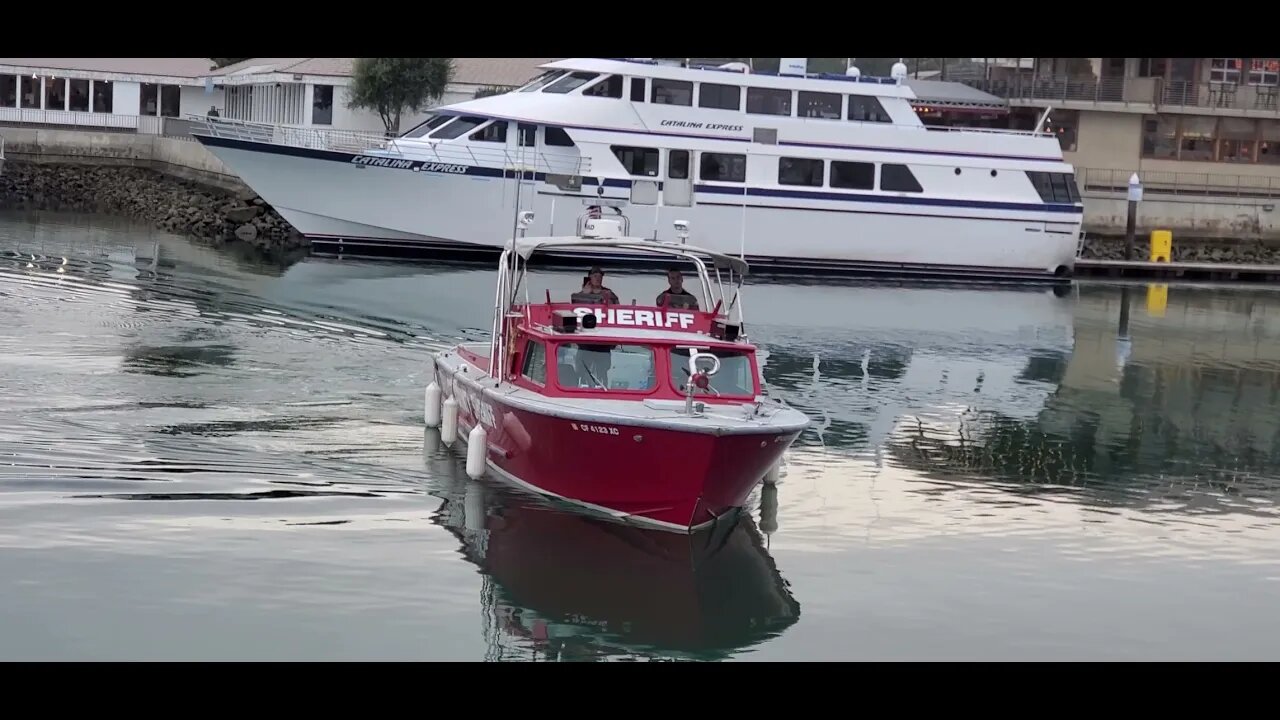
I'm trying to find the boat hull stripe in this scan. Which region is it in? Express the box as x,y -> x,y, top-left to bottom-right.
194,134 -> 1083,215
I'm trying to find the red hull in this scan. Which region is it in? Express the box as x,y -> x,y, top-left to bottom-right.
444,369 -> 799,531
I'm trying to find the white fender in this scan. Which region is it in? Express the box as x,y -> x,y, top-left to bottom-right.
466,425 -> 488,479
424,382 -> 442,427
441,396 -> 458,444
763,457 -> 782,486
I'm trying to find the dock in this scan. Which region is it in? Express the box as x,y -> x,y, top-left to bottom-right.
1074,258 -> 1280,283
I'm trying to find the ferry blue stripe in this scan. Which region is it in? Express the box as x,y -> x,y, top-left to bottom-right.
194,134 -> 1079,214
693,184 -> 1083,214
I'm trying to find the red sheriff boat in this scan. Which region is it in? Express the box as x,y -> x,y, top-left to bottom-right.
423,209 -> 810,533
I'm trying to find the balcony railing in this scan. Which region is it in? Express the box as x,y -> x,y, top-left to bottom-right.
0,107 -> 198,139
965,77 -> 1280,114
1077,167 -> 1280,199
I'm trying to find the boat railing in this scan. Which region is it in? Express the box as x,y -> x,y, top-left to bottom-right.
185,115 -> 591,175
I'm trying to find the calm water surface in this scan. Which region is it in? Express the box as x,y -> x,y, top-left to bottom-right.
2,210 -> 1279,661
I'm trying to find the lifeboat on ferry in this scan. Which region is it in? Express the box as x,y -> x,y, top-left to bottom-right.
424,209 -> 810,533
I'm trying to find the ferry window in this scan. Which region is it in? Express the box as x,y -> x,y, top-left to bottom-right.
521,340 -> 547,385
830,161 -> 875,190
544,126 -> 575,147
403,114 -> 452,138
584,74 -> 624,98
518,122 -> 536,147
557,343 -> 656,392
612,145 -> 660,176
700,152 -> 746,182
652,79 -> 693,106
798,91 -> 840,119
543,72 -> 599,94
668,348 -> 755,397
779,157 -> 824,186
520,70 -> 564,92
699,83 -> 741,110
1027,171 -> 1080,203
848,95 -> 891,123
430,116 -> 485,140
880,164 -> 923,193
470,120 -> 507,143
746,87 -> 792,116
630,77 -> 646,102
669,149 -> 690,180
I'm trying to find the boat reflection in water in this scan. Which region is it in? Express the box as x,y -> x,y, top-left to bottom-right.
423,428 -> 800,661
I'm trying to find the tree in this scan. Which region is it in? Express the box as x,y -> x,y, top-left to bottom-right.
347,58 -> 454,135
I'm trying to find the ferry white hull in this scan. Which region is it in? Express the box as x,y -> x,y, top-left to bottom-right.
199,136 -> 1081,280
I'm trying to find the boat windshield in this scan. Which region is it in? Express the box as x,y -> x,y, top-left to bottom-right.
668,347 -> 756,397
556,343 -> 656,392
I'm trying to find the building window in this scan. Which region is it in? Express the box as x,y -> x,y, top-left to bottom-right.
140,83 -> 158,115
1179,116 -> 1217,161
700,152 -> 746,182
698,82 -> 740,110
93,80 -> 113,113
312,84 -> 333,125
0,75 -> 15,108
69,79 -> 89,112
160,85 -> 180,117
45,77 -> 65,111
20,76 -> 39,109
778,157 -> 824,186
1260,122 -> 1280,164
1218,117 -> 1257,162
1141,116 -> 1178,159
1249,59 -> 1280,86
651,79 -> 693,106
1210,58 -> 1243,84
1139,114 -> 1280,164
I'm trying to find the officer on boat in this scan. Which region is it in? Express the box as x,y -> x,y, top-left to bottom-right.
572,266 -> 619,304
656,267 -> 699,309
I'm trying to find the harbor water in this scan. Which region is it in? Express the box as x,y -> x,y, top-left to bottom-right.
2,209 -> 1278,661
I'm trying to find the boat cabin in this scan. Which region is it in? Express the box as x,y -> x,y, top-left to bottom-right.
475,216 -> 761,406
499,301 -> 759,403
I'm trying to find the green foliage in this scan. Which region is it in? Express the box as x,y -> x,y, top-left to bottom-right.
473,85 -> 514,99
347,58 -> 454,135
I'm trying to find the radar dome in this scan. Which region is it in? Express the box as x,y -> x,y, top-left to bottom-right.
890,60 -> 908,81
845,65 -> 861,77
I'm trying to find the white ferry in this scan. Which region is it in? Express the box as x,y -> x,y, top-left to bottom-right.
189,58 -> 1085,280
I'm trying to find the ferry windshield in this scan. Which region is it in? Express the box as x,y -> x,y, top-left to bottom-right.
669,348 -> 756,397
556,343 -> 655,392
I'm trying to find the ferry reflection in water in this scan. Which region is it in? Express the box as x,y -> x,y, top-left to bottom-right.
423,428 -> 799,661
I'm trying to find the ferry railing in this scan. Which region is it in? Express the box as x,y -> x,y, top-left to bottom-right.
1077,167 -> 1280,199
185,115 -> 592,175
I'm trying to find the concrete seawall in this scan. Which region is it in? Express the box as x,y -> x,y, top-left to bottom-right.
0,126 -> 302,249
